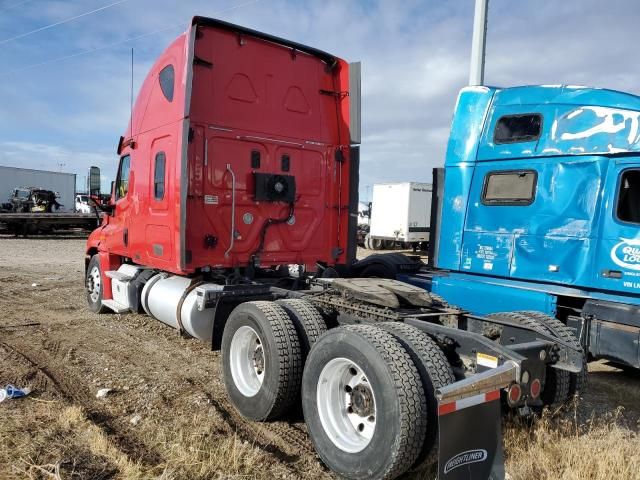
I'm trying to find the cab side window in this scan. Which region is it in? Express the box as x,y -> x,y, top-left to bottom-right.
494,114 -> 542,144
482,170 -> 537,206
617,169 -> 640,224
159,65 -> 174,102
115,155 -> 131,200
154,152 -> 166,200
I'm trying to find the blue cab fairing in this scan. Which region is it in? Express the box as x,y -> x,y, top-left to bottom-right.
417,84 -> 640,367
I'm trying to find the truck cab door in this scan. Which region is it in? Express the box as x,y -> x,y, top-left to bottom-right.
104,154 -> 132,256
595,160 -> 640,294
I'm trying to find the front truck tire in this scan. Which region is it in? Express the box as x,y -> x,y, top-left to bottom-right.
222,301 -> 302,421
86,254 -> 108,314
302,325 -> 427,480
379,322 -> 455,468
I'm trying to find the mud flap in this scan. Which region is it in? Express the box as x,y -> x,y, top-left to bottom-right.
438,390 -> 504,480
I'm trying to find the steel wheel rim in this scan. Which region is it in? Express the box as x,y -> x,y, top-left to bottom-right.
87,265 -> 101,303
230,326 -> 265,397
316,357 -> 377,453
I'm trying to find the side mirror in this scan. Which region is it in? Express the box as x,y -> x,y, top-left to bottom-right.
88,166 -> 101,196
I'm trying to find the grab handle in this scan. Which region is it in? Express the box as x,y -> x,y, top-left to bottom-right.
224,163 -> 236,257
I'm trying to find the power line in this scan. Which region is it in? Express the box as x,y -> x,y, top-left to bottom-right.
0,24 -> 180,77
0,0 -> 132,47
0,0 -> 35,13
0,0 -> 262,78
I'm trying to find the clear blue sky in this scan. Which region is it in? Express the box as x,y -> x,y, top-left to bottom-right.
1,0 -> 639,198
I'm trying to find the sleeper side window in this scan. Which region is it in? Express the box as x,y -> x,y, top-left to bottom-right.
159,65 -> 175,102
494,114 -> 542,144
154,152 -> 166,200
115,155 -> 131,200
482,170 -> 537,206
616,169 -> 640,224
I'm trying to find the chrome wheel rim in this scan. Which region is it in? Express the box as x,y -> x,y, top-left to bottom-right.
317,358 -> 376,453
230,326 -> 265,397
87,265 -> 101,303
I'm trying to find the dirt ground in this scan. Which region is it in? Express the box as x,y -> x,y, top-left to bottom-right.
0,236 -> 638,479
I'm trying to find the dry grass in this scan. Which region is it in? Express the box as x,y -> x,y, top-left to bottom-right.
143,414 -> 292,480
0,400 -> 293,480
57,406 -> 145,479
505,405 -> 640,480
2,398 -> 639,480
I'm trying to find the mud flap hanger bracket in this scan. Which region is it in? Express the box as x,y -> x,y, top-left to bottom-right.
436,360 -> 518,404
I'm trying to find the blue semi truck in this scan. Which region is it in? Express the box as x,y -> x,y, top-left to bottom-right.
402,84 -> 640,370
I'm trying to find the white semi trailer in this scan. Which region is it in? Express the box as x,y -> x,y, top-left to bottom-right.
366,182 -> 432,250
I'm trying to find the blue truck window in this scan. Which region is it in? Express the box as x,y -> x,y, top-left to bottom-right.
616,169 -> 640,224
494,114 -> 542,144
159,64 -> 174,102
482,170 -> 537,205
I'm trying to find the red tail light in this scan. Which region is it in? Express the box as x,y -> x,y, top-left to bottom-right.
507,383 -> 522,405
530,379 -> 541,399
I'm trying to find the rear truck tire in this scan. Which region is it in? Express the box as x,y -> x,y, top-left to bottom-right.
378,322 -> 456,468
222,301 -> 302,421
487,312 -> 571,407
383,240 -> 395,250
519,311 -> 587,397
85,254 -> 108,314
371,238 -> 384,250
302,324 -> 427,480
275,299 -> 327,360
360,262 -> 396,279
364,234 -> 373,250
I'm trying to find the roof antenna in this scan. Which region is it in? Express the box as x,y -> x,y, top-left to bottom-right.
129,47 -> 134,140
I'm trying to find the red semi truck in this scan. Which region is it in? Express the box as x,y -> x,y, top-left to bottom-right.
85,17 -> 584,479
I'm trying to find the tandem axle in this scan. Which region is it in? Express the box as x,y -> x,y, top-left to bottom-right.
86,254 -> 584,479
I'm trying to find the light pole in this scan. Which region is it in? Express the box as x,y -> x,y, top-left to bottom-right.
469,0 -> 489,86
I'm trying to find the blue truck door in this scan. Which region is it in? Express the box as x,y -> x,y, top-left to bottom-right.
591,159 -> 640,367
595,159 -> 640,294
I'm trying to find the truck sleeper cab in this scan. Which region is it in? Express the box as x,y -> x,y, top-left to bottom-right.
85,19 -> 584,480
419,84 -> 640,369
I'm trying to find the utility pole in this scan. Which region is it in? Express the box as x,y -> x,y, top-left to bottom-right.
469,0 -> 489,85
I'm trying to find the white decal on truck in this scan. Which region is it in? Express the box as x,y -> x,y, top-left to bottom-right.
444,449 -> 488,474
611,238 -> 640,271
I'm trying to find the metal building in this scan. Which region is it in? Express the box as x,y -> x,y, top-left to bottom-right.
0,166 -> 76,212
